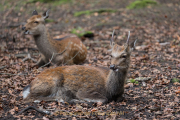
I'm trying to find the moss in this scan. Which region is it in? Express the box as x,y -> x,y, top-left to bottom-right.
172,78 -> 179,83
74,9 -> 117,17
45,19 -> 55,23
71,27 -> 94,38
28,0 -> 71,5
127,0 -> 157,9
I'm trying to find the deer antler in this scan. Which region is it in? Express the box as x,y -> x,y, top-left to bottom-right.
43,9 -> 50,19
110,29 -> 115,46
126,31 -> 130,44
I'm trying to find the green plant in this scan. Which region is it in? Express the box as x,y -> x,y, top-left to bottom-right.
130,79 -> 136,83
71,27 -> 94,38
127,0 -> 157,9
129,79 -> 139,84
172,78 -> 180,83
135,81 -> 139,84
74,9 -> 117,17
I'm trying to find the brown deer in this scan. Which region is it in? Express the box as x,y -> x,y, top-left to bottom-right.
23,30 -> 137,103
22,10 -> 87,67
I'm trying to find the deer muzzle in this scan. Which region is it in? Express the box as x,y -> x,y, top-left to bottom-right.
110,64 -> 116,70
22,26 -> 26,30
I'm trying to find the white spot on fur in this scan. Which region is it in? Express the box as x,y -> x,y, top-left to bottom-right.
23,87 -> 30,99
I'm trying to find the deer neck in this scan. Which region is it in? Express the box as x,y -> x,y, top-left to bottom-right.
33,28 -> 55,58
106,69 -> 127,98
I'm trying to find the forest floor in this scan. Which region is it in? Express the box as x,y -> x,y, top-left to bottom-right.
0,0 -> 180,119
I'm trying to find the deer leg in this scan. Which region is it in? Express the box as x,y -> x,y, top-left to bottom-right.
116,95 -> 125,102
55,55 -> 64,66
35,58 -> 45,67
56,55 -> 74,66
76,90 -> 108,103
33,97 -> 58,103
115,91 -> 125,102
34,54 -> 49,67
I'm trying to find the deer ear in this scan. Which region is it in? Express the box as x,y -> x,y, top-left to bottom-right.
110,30 -> 115,47
43,10 -> 49,19
130,39 -> 137,51
32,10 -> 38,16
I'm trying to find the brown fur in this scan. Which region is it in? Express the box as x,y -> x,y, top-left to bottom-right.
23,31 -> 136,103
23,11 -> 87,67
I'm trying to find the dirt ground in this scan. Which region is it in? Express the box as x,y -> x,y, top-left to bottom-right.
0,0 -> 180,119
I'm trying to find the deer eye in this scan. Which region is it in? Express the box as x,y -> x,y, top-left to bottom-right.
121,55 -> 126,58
34,21 -> 39,23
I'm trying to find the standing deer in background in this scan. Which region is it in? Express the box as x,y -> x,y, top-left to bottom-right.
23,30 -> 137,103
22,10 -> 87,67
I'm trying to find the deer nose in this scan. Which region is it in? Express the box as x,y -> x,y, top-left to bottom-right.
22,26 -> 26,30
110,64 -> 115,70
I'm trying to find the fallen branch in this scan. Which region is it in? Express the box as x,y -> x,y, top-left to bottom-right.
0,66 -> 6,70
17,106 -> 51,115
0,73 -> 27,76
135,77 -> 152,82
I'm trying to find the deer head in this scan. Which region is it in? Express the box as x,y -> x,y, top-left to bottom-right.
22,10 -> 49,35
109,30 -> 137,72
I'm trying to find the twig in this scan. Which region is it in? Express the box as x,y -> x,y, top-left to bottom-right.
38,52 -> 55,69
22,53 -> 37,62
38,40 -> 71,69
0,73 -> 28,76
64,50 -> 80,65
0,66 -> 6,69
17,106 -> 51,115
55,43 -> 69,56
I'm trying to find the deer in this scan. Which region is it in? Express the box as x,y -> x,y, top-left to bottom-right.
22,10 -> 87,67
22,30 -> 137,104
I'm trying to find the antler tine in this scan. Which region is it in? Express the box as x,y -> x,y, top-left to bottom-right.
134,38 -> 138,47
126,31 -> 130,44
43,9 -> 50,19
114,30 -> 120,41
111,29 -> 115,46
46,9 -> 50,16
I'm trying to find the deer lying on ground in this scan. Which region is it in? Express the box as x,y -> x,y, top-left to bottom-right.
22,10 -> 87,67
23,30 -> 137,103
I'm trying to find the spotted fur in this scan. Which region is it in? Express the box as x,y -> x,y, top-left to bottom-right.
22,10 -> 87,67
